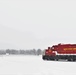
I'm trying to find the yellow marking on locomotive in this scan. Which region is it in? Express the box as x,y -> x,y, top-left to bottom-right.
64,48 -> 76,50
73,48 -> 76,50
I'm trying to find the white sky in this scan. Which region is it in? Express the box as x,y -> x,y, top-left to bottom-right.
0,0 -> 76,49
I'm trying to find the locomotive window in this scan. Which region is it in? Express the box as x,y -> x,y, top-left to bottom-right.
51,47 -> 54,49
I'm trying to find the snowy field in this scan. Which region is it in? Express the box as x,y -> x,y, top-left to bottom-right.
0,55 -> 76,75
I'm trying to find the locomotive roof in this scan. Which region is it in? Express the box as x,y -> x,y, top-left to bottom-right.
52,43 -> 76,47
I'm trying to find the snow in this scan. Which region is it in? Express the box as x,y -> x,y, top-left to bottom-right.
0,55 -> 76,75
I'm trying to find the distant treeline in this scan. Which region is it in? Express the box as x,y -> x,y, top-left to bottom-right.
0,49 -> 44,55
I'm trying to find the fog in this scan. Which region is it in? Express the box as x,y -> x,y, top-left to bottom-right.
0,0 -> 76,49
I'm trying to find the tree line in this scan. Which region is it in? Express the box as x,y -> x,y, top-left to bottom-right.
0,49 -> 43,55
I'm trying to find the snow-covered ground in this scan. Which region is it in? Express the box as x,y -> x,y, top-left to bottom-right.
0,55 -> 76,75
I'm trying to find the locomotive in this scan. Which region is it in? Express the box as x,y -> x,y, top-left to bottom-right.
42,43 -> 76,61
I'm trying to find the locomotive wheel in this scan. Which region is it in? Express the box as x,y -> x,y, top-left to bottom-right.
68,59 -> 71,61
72,59 -> 75,61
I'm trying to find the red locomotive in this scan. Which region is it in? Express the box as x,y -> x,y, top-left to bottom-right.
42,43 -> 76,61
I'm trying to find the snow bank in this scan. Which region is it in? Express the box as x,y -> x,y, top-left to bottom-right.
0,55 -> 76,75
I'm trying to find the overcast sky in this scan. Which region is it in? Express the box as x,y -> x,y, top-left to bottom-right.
0,0 -> 76,49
